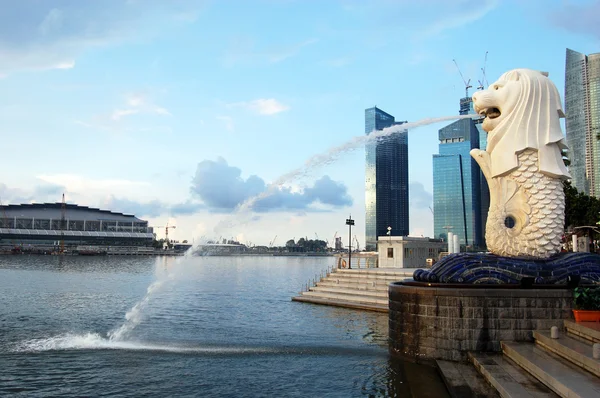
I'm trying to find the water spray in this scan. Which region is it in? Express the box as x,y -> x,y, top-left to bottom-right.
215,114 -> 477,233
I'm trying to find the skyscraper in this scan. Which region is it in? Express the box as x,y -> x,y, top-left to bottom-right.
565,48 -> 600,196
432,96 -> 487,248
365,107 -> 409,251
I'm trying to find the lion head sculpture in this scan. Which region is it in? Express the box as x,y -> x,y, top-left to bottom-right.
472,69 -> 571,179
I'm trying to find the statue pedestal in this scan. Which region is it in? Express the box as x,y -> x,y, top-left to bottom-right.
389,282 -> 573,363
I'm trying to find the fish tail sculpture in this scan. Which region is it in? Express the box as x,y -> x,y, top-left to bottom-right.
471,69 -> 571,259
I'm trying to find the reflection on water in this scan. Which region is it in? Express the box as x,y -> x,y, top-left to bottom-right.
0,255 -> 447,397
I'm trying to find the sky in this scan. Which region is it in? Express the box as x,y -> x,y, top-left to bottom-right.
1,0 -> 599,247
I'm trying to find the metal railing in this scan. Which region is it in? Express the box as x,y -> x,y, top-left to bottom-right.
335,253 -> 378,269
300,263 -> 337,293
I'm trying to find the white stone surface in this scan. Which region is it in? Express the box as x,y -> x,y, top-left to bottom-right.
471,69 -> 570,258
376,236 -> 446,268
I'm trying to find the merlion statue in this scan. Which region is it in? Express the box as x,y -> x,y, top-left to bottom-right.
471,69 -> 571,259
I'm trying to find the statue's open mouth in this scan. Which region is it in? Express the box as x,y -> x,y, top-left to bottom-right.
479,107 -> 501,119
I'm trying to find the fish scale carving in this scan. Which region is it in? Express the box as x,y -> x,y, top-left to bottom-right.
486,149 -> 564,258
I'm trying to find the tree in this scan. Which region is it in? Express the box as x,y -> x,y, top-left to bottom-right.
285,239 -> 295,247
152,238 -> 166,249
564,180 -> 600,229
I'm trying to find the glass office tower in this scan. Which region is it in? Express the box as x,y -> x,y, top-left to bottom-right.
565,48 -> 600,196
365,107 -> 409,251
432,109 -> 485,249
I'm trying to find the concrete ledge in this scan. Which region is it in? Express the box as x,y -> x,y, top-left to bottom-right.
534,330 -> 600,378
436,359 -> 499,398
389,282 -> 574,362
468,351 -> 555,397
502,341 -> 600,397
564,320 -> 600,344
291,295 -> 388,312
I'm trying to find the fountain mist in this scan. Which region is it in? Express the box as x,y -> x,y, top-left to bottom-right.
107,113 -> 477,342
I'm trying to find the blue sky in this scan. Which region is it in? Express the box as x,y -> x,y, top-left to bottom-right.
1,0 -> 599,246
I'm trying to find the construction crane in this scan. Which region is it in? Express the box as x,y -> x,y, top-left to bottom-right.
353,235 -> 360,252
477,51 -> 489,90
155,223 -> 176,246
269,235 -> 277,247
314,232 -> 319,241
453,59 -> 472,98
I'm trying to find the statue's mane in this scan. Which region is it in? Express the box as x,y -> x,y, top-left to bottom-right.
486,69 -> 571,179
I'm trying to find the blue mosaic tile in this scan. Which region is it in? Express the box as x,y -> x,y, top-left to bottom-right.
414,252 -> 600,285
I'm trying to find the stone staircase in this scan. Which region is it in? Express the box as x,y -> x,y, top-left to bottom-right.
468,320 -> 600,397
291,267 -> 415,312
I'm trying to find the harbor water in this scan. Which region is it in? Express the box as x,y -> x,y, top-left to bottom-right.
0,255 -> 447,397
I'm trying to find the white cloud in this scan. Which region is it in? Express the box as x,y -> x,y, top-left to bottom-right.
111,109 -> 139,121
80,92 -> 172,127
414,0 -> 498,40
324,56 -> 353,68
122,93 -> 172,117
37,174 -> 149,190
222,37 -> 318,67
38,8 -> 64,35
217,115 -> 235,132
228,98 -> 290,115
54,60 -> 76,69
36,174 -> 152,203
267,38 -> 319,63
0,1 -> 205,76
153,107 -> 171,116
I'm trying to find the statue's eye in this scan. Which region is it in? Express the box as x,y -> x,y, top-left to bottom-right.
494,85 -> 499,90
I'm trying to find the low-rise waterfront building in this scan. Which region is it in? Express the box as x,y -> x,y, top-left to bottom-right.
377,236 -> 446,268
0,202 -> 153,250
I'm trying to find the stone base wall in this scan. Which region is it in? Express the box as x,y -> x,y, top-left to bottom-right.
389,283 -> 574,363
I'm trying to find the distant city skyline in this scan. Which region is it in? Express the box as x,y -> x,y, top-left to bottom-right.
0,1 -> 599,245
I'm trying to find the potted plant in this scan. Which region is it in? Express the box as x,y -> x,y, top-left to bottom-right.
573,286 -> 600,322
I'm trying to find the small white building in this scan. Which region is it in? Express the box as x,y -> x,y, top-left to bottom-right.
377,236 -> 446,268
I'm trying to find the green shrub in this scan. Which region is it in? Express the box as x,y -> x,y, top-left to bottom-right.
574,287 -> 600,310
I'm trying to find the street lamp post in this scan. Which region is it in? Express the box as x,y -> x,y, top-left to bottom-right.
346,215 -> 355,269
387,226 -> 392,245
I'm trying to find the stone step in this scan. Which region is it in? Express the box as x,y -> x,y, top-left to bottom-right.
564,320 -> 600,344
309,286 -> 388,298
468,352 -> 557,397
437,359 -> 500,398
534,330 -> 600,378
502,341 -> 600,398
335,268 -> 416,277
322,276 -> 402,285
317,281 -> 390,291
330,271 -> 408,281
300,291 -> 388,306
291,295 -> 388,312
319,275 -> 394,286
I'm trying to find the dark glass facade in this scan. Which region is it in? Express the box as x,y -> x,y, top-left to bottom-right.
565,48 -> 600,196
365,107 -> 409,251
433,106 -> 486,249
